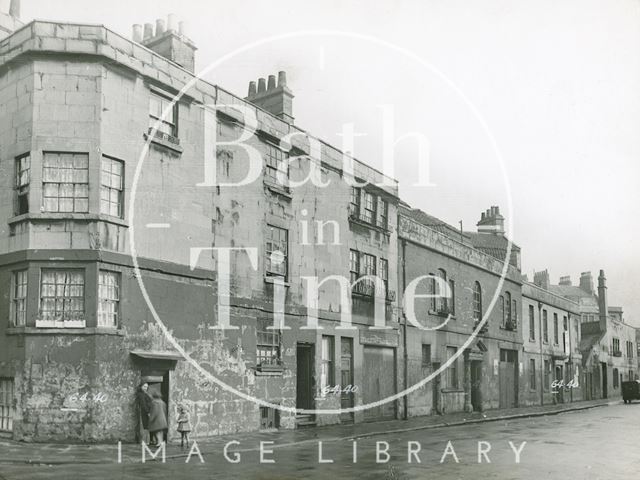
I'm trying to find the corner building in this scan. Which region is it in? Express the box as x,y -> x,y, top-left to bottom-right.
0,14 -> 400,441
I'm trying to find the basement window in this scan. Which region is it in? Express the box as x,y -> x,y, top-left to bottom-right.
259,406 -> 279,431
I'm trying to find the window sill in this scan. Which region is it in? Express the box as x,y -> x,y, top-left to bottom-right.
428,309 -> 455,319
8,213 -> 129,228
144,132 -> 183,155
348,216 -> 390,234
263,181 -> 293,199
6,326 -> 124,336
264,276 -> 291,287
255,368 -> 284,376
440,388 -> 464,394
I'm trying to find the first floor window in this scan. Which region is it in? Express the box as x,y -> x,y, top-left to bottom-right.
0,378 -> 14,432
265,143 -> 288,183
265,225 -> 288,279
504,291 -> 512,326
10,270 -> 27,327
543,310 -> 549,343
42,152 -> 89,213
256,318 -> 281,367
553,313 -> 559,344
39,269 -> 85,324
446,346 -> 458,389
473,281 -> 482,321
349,250 -> 359,284
149,90 -> 178,137
448,279 -> 456,315
100,156 -> 124,217
98,271 -> 120,327
379,258 -> 389,298
377,197 -> 388,229
349,187 -> 360,217
528,305 -> 535,341
15,154 -> 30,215
529,359 -> 536,390
321,336 -> 335,392
435,269 -> 447,313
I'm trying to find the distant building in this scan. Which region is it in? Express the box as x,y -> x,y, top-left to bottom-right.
549,271 -> 636,399
521,271 -> 583,407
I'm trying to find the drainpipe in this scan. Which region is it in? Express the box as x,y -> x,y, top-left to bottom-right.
538,302 -> 544,406
568,313 -> 573,403
401,239 -> 408,420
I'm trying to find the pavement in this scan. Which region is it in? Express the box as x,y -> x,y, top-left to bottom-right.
0,398 -> 615,466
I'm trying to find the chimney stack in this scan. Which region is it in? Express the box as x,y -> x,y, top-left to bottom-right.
139,14 -> 197,72
476,205 -> 505,235
0,0 -> 22,40
597,269 -> 608,333
9,0 -> 19,17
533,270 -> 550,290
558,275 -> 572,286
579,271 -> 594,295
245,71 -> 295,124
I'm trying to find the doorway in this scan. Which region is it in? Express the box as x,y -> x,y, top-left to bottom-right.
362,346 -> 396,421
432,362 -> 441,414
142,371 -> 170,442
296,343 -> 314,411
340,338 -> 354,424
601,362 -> 608,399
470,361 -> 483,412
499,349 -> 518,409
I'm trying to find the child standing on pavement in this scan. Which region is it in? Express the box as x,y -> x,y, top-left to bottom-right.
177,404 -> 191,448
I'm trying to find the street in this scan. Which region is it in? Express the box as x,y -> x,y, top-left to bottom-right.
0,403 -> 637,479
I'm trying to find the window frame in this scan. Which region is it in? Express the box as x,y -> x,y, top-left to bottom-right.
529,358 -> 536,390
38,268 -> 86,327
553,313 -> 559,345
320,335 -> 335,393
0,378 -> 14,432
421,344 -> 432,367
98,270 -> 120,328
256,318 -> 282,368
528,304 -> 535,341
149,89 -> 178,137
100,156 -> 124,218
10,270 -> 28,327
446,346 -> 459,389
42,152 -> 89,213
15,153 -> 30,216
542,309 -> 549,343
265,225 -> 288,280
264,143 -> 289,184
472,281 -> 482,322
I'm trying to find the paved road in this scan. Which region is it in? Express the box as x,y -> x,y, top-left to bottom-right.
0,403 -> 638,479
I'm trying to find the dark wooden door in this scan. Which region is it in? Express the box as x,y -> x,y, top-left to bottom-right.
601,363 -> 608,399
296,344 -> 314,410
499,349 -> 517,409
340,338 -> 354,423
432,362 -> 441,414
362,346 -> 396,421
470,361 -> 482,411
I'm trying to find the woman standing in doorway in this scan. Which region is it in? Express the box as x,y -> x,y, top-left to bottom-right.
135,382 -> 153,444
148,390 -> 168,446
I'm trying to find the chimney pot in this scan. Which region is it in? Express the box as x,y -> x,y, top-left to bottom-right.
178,21 -> 185,35
248,81 -> 257,97
132,24 -> 143,42
278,71 -> 287,87
257,78 -> 266,93
481,212 -> 486,221
167,14 -> 177,32
143,23 -> 154,40
9,0 -> 19,18
155,18 -> 165,36
267,75 -> 276,90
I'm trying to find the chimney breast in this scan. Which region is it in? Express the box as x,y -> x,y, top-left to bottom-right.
140,15 -> 197,72
533,270 -> 550,290
579,271 -> 594,295
9,0 -> 19,17
558,275 -> 572,286
476,205 -> 505,235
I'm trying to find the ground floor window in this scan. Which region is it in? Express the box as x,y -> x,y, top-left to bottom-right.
529,359 -> 536,390
446,346 -> 459,389
0,378 -> 14,432
543,360 -> 550,391
613,368 -> 619,388
320,336 -> 335,393
256,318 -> 281,368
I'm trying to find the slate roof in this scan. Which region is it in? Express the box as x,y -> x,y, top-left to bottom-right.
464,231 -> 520,267
400,206 -> 471,243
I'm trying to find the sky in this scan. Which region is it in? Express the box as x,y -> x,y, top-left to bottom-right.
17,0 -> 640,326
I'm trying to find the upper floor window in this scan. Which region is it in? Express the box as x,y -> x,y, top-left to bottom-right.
542,309 -> 549,343
15,154 -> 30,215
446,346 -> 459,389
350,250 -> 378,297
349,249 -> 359,284
472,281 -> 482,321
504,291 -> 512,327
100,156 -> 124,218
377,197 -> 388,229
362,192 -> 376,224
10,270 -> 27,327
435,269 -> 448,313
528,304 -> 535,341
448,279 -> 456,315
349,187 -> 361,217
42,152 -> 89,213
264,144 -> 288,184
265,225 -> 288,279
379,258 -> 389,298
98,271 -> 120,328
149,90 -> 178,137
553,313 -> 559,345
39,269 -> 85,326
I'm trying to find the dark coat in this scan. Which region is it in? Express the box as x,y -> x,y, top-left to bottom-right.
148,398 -> 168,433
136,390 -> 153,429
